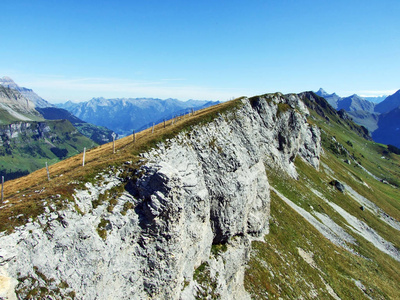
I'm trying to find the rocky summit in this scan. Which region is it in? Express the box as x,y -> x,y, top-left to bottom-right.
0,94 -> 321,299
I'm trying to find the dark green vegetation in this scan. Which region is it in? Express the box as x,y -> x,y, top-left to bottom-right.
193,262 -> 219,299
245,92 -> 400,299
211,243 -> 228,256
388,144 -> 400,155
16,266 -> 76,299
0,120 -> 96,180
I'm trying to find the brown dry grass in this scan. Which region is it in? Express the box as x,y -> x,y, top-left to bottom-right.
0,98 -> 243,232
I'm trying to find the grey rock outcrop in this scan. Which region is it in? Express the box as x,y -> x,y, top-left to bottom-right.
330,180 -> 346,193
0,94 -> 321,299
0,122 -> 51,141
0,76 -> 54,109
0,85 -> 43,124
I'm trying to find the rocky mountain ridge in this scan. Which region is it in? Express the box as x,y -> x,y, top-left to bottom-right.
315,88 -> 376,112
0,77 -> 54,109
374,89 -> 400,114
0,85 -> 44,124
0,93 -> 321,299
316,88 -> 400,148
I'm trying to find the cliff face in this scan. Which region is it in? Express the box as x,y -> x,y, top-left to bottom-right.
0,85 -> 43,124
0,95 -> 321,299
0,76 -> 53,109
0,122 -> 52,143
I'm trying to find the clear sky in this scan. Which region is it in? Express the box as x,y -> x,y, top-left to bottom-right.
1,0 -> 399,102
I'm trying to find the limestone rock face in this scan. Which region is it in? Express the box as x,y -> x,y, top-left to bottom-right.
0,94 -> 321,299
0,122 -> 51,140
0,76 -> 54,109
248,93 -> 320,177
0,85 -> 43,122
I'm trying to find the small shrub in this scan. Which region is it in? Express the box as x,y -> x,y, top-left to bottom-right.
107,198 -> 118,213
121,201 -> 134,216
193,262 -> 219,299
50,147 -> 68,159
388,144 -> 400,155
97,218 -> 110,240
211,243 -> 228,256
277,103 -> 290,116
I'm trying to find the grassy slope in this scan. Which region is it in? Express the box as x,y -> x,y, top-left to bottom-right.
0,107 -> 44,124
0,109 -> 21,124
245,93 -> 400,299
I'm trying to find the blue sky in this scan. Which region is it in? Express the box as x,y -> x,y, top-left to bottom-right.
1,0 -> 399,102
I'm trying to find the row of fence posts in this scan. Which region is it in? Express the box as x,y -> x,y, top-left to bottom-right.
0,109 -> 198,202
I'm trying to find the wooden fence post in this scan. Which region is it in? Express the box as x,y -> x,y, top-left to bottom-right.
164,119 -> 166,128
45,162 -> 50,181
1,176 -> 4,204
112,132 -> 116,154
152,123 -> 154,133
82,147 -> 86,166
133,130 -> 136,143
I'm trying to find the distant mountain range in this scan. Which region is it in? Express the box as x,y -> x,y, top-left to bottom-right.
364,95 -> 387,103
0,77 -> 114,144
0,77 -> 114,180
374,90 -> 400,114
315,88 -> 377,112
57,97 -> 219,136
0,83 -> 97,180
316,88 -> 400,148
0,76 -> 221,180
2,75 -> 398,180
372,106 -> 400,146
315,88 -> 342,109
